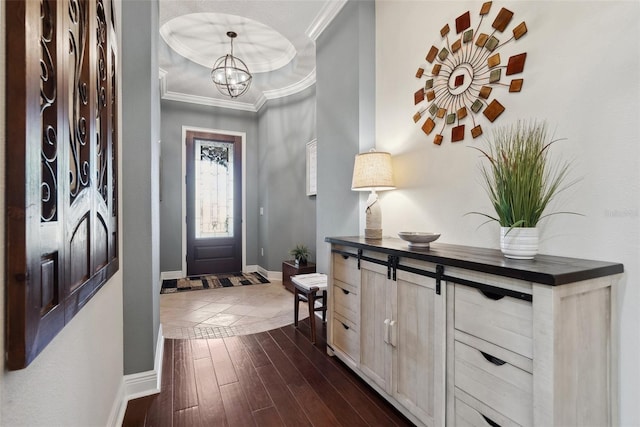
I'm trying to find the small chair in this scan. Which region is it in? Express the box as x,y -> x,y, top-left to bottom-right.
292,273 -> 328,344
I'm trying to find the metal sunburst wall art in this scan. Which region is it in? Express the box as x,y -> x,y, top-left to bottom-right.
413,2 -> 528,145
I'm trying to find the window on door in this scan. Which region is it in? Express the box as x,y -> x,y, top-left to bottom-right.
195,139 -> 235,239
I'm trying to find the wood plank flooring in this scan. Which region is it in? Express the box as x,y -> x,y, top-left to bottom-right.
123,318 -> 414,426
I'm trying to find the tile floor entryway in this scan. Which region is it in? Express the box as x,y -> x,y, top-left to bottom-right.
160,279 -> 308,339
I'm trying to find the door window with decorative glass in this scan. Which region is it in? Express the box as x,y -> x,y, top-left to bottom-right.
195,139 -> 234,239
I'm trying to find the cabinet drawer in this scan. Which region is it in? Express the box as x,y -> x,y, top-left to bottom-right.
332,313 -> 359,363
334,280 -> 358,323
454,340 -> 532,427
333,253 -> 360,286
454,284 -> 532,358
455,394 -> 521,427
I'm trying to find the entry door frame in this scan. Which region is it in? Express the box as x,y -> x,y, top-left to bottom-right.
181,126 -> 247,276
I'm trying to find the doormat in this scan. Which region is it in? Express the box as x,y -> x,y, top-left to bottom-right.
160,272 -> 270,294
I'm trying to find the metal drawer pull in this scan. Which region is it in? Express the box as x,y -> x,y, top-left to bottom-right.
480,351 -> 506,366
341,322 -> 350,330
480,289 -> 505,301
341,254 -> 349,260
342,288 -> 350,295
481,414 -> 501,427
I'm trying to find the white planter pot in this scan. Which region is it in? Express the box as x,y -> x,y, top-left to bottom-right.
500,227 -> 538,259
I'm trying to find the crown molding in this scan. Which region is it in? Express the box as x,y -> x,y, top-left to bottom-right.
263,69 -> 316,100
158,68 -> 316,112
254,94 -> 268,112
244,69 -> 317,111
161,90 -> 259,112
158,68 -> 257,112
306,0 -> 348,41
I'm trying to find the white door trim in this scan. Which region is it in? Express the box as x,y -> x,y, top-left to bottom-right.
181,126 -> 247,276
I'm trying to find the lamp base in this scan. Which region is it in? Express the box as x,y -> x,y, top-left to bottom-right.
364,228 -> 382,240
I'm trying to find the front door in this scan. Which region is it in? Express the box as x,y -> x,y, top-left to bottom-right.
186,130 -> 242,275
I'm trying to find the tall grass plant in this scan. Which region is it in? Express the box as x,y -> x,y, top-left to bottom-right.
471,120 -> 575,228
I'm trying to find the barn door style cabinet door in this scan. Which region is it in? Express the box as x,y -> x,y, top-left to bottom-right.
330,246 -> 446,427
5,0 -> 119,369
326,237 -> 622,427
390,260 -> 445,426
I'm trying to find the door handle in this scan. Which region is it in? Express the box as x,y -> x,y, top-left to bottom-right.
389,320 -> 397,347
384,319 -> 391,344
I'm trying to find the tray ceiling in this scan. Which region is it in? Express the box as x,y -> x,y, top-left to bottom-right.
158,0 -> 345,112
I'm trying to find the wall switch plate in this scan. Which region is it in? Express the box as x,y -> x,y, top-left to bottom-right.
260,207 -> 264,215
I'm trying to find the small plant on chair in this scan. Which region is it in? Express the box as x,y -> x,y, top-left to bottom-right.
290,244 -> 310,267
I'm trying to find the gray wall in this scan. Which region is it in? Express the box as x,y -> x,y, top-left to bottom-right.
159,100 -> 259,272
257,86 -> 317,271
121,0 -> 161,374
315,0 -> 376,273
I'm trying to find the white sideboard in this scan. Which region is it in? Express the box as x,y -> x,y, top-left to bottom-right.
326,236 -> 623,427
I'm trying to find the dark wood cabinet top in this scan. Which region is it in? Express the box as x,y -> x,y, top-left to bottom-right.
283,260 -> 316,269
325,236 -> 623,286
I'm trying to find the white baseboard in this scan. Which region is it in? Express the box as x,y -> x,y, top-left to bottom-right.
107,379 -> 125,427
112,324 -> 164,426
244,264 -> 258,273
257,265 -> 283,281
160,270 -> 183,281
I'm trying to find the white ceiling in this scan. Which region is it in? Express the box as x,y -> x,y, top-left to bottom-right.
158,0 -> 346,112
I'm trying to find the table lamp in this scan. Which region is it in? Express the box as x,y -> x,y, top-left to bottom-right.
351,150 -> 395,240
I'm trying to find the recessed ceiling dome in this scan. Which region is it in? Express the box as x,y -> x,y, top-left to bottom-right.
160,13 -> 296,74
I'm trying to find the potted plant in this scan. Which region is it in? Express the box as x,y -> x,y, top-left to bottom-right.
470,120 -> 576,259
290,244 -> 310,267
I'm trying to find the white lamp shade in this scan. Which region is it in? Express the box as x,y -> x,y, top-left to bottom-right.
351,151 -> 395,191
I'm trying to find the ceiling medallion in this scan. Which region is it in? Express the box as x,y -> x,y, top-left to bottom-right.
211,31 -> 253,98
413,2 -> 528,145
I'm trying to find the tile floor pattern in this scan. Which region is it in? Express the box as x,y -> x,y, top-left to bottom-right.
160,279 -> 309,339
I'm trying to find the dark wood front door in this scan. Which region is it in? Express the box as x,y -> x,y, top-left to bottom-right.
186,130 -> 242,275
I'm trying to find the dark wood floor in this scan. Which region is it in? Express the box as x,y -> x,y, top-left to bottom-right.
123,318 -> 414,426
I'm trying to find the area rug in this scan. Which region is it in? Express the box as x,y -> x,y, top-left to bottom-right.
160,272 -> 269,294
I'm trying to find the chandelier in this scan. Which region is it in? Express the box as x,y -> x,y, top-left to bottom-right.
211,31 -> 252,98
